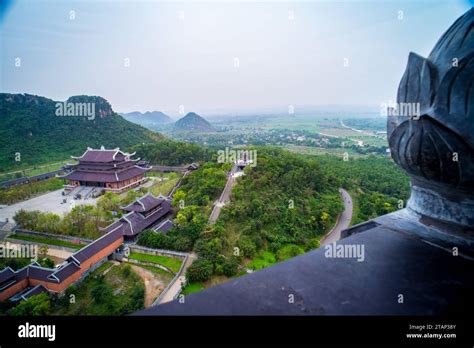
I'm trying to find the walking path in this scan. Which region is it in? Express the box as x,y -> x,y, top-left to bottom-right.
208,166 -> 238,224
153,252 -> 197,305
131,265 -> 167,307
154,165 -> 241,305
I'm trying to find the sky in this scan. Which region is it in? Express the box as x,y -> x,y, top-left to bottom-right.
0,0 -> 472,116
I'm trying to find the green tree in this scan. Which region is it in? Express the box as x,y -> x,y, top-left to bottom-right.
237,236 -> 257,258
39,257 -> 55,268
186,259 -> 213,282
122,264 -> 132,277
91,283 -> 113,303
222,256 -> 239,277
10,293 -> 51,316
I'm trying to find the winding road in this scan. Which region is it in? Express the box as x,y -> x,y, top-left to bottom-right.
320,188 -> 353,246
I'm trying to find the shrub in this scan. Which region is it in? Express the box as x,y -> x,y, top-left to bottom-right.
237,236 -> 257,258
222,257 -> 239,277
305,238 -> 320,251
39,257 -> 55,268
128,285 -> 145,312
91,283 -> 113,303
122,264 -> 132,277
276,244 -> 305,261
10,293 -> 51,316
186,259 -> 213,283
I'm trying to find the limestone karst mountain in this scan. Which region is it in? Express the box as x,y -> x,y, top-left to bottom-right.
0,93 -> 161,170
172,112 -> 214,133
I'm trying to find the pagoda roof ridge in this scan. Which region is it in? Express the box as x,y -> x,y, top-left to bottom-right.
71,147 -> 136,162
120,192 -> 169,212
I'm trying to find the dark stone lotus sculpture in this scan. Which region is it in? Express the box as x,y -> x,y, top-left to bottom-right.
388,8 -> 474,227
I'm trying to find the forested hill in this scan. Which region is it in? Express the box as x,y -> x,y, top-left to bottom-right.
173,112 -> 214,133
0,93 -> 162,172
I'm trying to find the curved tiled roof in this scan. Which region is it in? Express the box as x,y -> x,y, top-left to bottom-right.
61,166 -> 148,183
0,267 -> 15,284
122,193 -> 165,212
72,148 -> 135,163
69,226 -> 124,264
21,284 -> 48,300
153,219 -> 175,234
53,262 -> 81,282
105,198 -> 172,237
27,265 -> 57,282
1,190 -> 172,301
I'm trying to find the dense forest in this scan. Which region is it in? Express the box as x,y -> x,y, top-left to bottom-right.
131,139 -> 215,166
137,161 -> 230,251
314,155 -> 410,224
136,145 -> 409,285
0,93 -> 160,172
138,147 -> 346,282
219,148 -> 343,253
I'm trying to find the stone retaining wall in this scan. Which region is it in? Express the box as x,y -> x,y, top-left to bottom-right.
127,244 -> 188,259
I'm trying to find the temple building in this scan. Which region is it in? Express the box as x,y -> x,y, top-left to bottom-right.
0,193 -> 173,301
0,227 -> 124,302
60,146 -> 150,192
102,193 -> 173,240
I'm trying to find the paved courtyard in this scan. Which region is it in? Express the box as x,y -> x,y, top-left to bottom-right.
0,189 -> 99,223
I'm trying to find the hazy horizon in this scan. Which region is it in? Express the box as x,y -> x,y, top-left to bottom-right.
1,0 -> 472,117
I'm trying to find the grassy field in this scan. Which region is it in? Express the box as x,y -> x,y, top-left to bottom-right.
132,263 -> 174,280
181,282 -> 206,296
347,134 -> 387,147
276,244 -> 305,261
8,233 -> 86,250
246,245 -> 306,271
213,114 -> 388,148
146,171 -> 179,178
128,252 -> 183,274
148,173 -> 180,197
93,261 -> 114,275
316,127 -> 364,137
247,251 -> 277,271
0,160 -> 69,181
